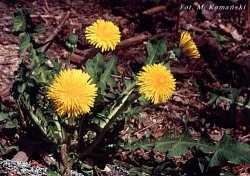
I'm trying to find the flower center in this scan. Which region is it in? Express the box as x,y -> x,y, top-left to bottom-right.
97,26 -> 112,41
63,84 -> 82,100
152,75 -> 166,91
158,78 -> 165,84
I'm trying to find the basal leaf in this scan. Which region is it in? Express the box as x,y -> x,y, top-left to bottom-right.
208,132 -> 250,167
30,25 -> 46,36
0,146 -> 19,156
13,7 -> 28,32
127,131 -> 250,168
0,112 -> 8,122
86,53 -> 105,83
207,93 -> 218,105
99,55 -> 118,90
4,121 -> 17,129
19,32 -> 30,54
46,169 -> 61,176
17,83 -> 27,94
123,138 -> 154,151
0,110 -> 19,130
145,39 -> 167,64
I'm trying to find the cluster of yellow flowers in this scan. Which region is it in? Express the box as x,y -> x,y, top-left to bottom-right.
47,20 -> 200,118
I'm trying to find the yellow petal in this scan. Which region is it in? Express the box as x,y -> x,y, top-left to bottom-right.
180,31 -> 200,59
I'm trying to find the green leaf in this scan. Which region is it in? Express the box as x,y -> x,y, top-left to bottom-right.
123,138 -> 154,151
0,104 -> 20,129
196,80 -> 242,110
50,59 -> 62,72
22,101 -> 62,144
210,30 -> 229,42
206,93 -> 218,105
173,47 -> 182,58
153,134 -> 214,157
99,55 -> 118,90
19,32 -> 30,53
17,83 -> 26,94
30,26 -> 46,35
74,160 -> 95,176
126,131 -> 250,168
145,39 -> 167,64
0,146 -> 19,155
221,170 -> 237,176
13,7 -> 28,32
91,117 -> 107,129
86,53 -> 105,83
208,132 -> 250,167
123,77 -> 133,89
209,30 -> 229,50
5,121 -> 17,129
0,112 -> 8,122
46,169 -> 61,176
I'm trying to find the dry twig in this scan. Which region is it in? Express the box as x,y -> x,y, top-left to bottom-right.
63,33 -> 151,65
143,6 -> 166,15
65,32 -> 170,65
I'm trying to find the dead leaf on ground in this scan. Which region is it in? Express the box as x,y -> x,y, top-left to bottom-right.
219,23 -> 243,41
201,20 -> 217,29
151,128 -> 165,139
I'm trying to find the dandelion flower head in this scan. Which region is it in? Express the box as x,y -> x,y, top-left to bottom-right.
85,19 -> 121,52
179,31 -> 200,59
47,69 -> 97,117
137,64 -> 176,104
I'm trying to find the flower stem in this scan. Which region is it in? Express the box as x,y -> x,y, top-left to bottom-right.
78,83 -> 138,159
60,144 -> 71,176
65,51 -> 73,68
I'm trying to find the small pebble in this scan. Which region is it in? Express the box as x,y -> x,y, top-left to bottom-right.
0,158 -> 85,176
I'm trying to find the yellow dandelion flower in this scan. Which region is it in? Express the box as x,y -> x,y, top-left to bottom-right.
179,31 -> 200,59
137,64 -> 176,104
47,69 -> 97,117
85,19 -> 121,52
